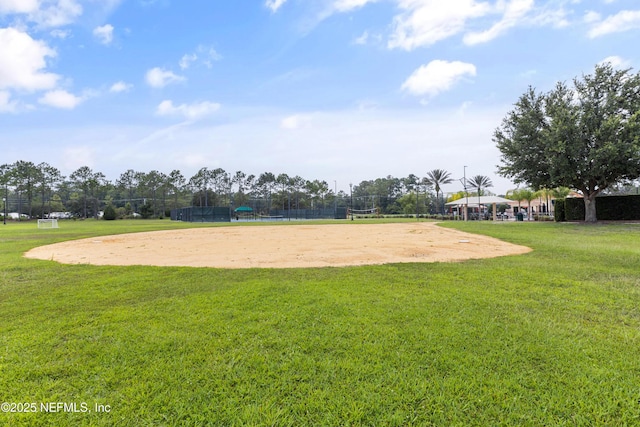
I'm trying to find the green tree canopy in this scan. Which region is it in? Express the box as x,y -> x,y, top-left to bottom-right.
494,63 -> 640,222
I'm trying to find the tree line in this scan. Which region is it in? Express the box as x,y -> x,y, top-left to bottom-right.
0,162 -> 501,219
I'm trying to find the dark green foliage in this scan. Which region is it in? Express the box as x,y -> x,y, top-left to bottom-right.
565,195 -> 640,221
595,195 -> 640,220
139,203 -> 153,219
103,204 -> 117,220
494,64 -> 640,222
554,199 -> 565,222
565,198 -> 585,221
172,206 -> 231,222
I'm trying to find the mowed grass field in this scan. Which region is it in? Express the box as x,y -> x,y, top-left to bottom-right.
1,219 -> 639,426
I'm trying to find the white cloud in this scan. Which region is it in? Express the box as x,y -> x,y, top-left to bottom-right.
50,28 -> 71,38
322,0 -> 570,50
179,46 -> 222,70
0,0 -> 39,14
93,24 -> 114,45
401,59 -> 476,98
38,89 -> 84,109
0,90 -> 18,113
0,0 -> 80,27
265,0 -> 287,13
110,81 -> 132,93
145,67 -> 185,88
281,114 -> 312,129
583,10 -> 601,24
388,0 -> 491,50
179,53 -> 197,70
354,31 -> 370,45
333,0 -> 378,12
0,27 -> 59,91
96,0 -> 125,16
525,2 -> 570,28
156,100 -> 221,120
463,0 -> 534,45
29,0 -> 83,28
198,45 -> 222,68
599,55 -> 631,69
353,30 -> 382,46
588,10 -> 640,38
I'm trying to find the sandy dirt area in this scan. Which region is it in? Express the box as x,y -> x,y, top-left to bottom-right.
24,222 -> 531,269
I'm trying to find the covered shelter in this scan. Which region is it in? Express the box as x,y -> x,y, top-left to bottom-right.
234,206 -> 254,220
445,196 -> 514,221
234,206 -> 253,213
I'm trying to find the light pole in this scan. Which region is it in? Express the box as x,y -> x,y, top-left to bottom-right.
415,179 -> 419,221
463,166 -> 468,221
2,197 -> 5,225
334,180 -> 337,219
349,183 -> 353,221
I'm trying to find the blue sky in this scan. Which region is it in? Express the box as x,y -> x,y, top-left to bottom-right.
1,0 -> 638,195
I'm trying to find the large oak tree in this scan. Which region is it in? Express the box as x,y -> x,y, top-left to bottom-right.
494,64 -> 640,222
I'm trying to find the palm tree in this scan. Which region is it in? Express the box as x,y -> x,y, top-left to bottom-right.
466,175 -> 493,219
506,188 -> 524,217
551,187 -> 571,199
424,169 -> 453,215
506,188 -> 534,220
535,188 -> 553,217
519,188 -> 535,220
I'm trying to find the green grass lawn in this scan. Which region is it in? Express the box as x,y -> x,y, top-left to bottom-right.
1,219 -> 639,426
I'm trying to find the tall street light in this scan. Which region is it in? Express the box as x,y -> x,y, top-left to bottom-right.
463,165 -> 468,221
349,183 -> 353,221
415,178 -> 420,221
334,180 -> 337,219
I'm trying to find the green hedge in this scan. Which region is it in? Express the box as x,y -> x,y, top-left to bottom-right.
565,198 -> 585,221
554,200 -> 565,222
564,195 -> 640,221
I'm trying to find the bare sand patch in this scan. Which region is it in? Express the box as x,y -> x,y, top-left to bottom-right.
24,222 -> 531,269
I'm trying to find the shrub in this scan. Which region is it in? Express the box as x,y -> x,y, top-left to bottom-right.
554,200 -> 565,222
565,198 -> 584,221
595,195 -> 640,220
103,204 -> 117,220
139,203 -> 154,219
564,195 -> 640,221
